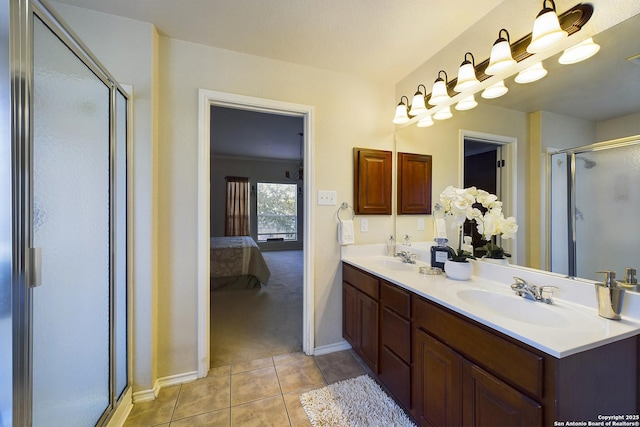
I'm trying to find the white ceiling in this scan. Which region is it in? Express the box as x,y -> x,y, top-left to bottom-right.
52,0 -> 505,84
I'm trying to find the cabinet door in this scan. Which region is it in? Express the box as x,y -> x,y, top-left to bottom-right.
463,361 -> 542,427
353,147 -> 392,214
358,291 -> 379,373
342,282 -> 358,348
397,152 -> 432,214
413,329 -> 463,427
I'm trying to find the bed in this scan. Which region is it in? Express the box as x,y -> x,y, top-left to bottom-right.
210,236 -> 271,290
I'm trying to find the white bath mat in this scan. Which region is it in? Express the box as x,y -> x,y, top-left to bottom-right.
299,375 -> 416,427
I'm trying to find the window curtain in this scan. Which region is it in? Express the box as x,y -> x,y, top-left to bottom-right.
225,176 -> 249,236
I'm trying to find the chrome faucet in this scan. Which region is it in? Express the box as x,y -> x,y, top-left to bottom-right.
510,277 -> 557,304
395,251 -> 417,264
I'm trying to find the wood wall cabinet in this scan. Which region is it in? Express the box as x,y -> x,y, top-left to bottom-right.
397,152 -> 432,215
353,147 -> 392,215
342,264 -> 379,373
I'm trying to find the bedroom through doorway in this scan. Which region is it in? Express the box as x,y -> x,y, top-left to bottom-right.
209,106 -> 306,367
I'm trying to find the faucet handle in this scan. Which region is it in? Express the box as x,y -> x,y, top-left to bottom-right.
539,286 -> 558,304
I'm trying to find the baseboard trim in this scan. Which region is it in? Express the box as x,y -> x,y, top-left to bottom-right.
313,340 -> 352,356
132,371 -> 199,404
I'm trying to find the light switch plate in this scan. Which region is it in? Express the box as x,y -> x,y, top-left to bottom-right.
418,218 -> 425,231
318,190 -> 337,206
360,218 -> 368,232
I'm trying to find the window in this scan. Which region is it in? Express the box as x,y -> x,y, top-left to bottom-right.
257,182 -> 297,242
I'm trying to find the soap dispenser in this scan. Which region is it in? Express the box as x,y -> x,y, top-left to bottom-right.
386,235 -> 396,257
595,271 -> 625,320
619,267 -> 637,291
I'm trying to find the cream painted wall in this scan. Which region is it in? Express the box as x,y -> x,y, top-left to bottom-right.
597,112 -> 640,142
157,37 -> 395,376
50,3 -> 159,393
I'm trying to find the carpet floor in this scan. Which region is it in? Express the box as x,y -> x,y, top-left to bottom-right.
300,375 -> 416,427
210,250 -> 303,368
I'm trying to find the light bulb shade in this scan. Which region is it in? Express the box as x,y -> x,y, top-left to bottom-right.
417,115 -> 434,128
429,71 -> 450,105
393,101 -> 410,124
481,80 -> 509,99
515,62 -> 548,83
558,38 -> 600,64
454,63 -> 480,92
409,91 -> 428,116
485,31 -> 516,75
433,106 -> 452,120
455,95 -> 478,111
527,3 -> 568,53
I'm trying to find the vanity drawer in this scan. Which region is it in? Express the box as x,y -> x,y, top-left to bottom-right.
343,264 -> 379,299
381,280 -> 410,318
381,307 -> 411,362
413,297 -> 544,399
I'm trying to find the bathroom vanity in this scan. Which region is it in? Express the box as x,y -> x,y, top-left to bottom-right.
341,246 -> 640,427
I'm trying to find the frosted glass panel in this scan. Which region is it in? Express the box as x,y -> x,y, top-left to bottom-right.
115,90 -> 128,399
32,17 -> 110,426
0,1 -> 11,424
549,152 -> 569,275
575,145 -> 640,281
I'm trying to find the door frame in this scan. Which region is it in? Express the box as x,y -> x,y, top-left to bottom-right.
459,130 -> 518,264
197,89 -> 315,377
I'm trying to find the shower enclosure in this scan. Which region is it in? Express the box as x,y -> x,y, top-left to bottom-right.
2,0 -> 130,425
548,136 -> 640,281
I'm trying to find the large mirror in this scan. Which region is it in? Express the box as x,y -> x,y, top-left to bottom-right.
394,10 -> 640,287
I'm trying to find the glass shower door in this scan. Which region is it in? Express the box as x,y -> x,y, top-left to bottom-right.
574,145 -> 640,280
31,16 -> 111,425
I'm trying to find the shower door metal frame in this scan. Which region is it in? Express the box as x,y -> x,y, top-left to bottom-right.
10,0 -> 131,425
546,135 -> 640,277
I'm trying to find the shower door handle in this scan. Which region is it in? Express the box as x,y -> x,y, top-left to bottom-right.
28,247 -> 42,288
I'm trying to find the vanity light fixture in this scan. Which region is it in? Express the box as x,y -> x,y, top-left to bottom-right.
409,84 -> 428,116
515,62 -> 548,83
428,70 -> 451,105
558,37 -> 600,64
455,95 -> 478,111
481,80 -> 509,99
433,106 -> 453,120
417,115 -> 434,128
485,29 -> 517,75
392,96 -> 411,124
454,52 -> 480,92
527,0 -> 568,54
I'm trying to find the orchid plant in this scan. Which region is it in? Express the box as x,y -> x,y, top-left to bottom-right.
439,186 -> 518,260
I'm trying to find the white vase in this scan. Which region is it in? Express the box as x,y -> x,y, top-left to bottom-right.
444,260 -> 473,281
481,256 -> 510,266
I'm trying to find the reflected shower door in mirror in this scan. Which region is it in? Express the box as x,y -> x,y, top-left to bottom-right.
549,137 -> 640,282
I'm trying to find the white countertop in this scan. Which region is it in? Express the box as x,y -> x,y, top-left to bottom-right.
341,244 -> 640,358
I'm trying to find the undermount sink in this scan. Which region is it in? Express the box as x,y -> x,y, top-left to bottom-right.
371,257 -> 415,271
456,289 -> 571,328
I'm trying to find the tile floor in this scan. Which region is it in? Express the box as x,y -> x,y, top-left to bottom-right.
123,349 -> 366,426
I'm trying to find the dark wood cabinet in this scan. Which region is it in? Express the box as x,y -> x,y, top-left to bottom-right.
413,328 -> 462,427
342,264 -> 379,373
342,261 -> 639,426
397,152 -> 432,215
412,297 -> 542,427
463,362 -> 542,427
379,281 -> 412,409
353,147 -> 392,215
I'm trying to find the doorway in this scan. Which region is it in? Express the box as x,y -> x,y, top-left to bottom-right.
209,106 -> 304,366
461,131 -> 517,261
196,90 -> 315,377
